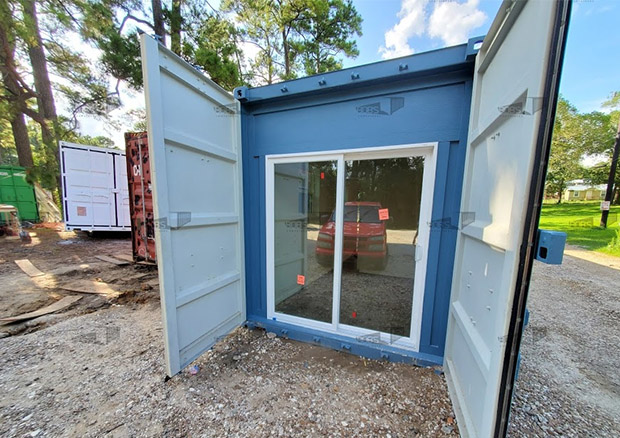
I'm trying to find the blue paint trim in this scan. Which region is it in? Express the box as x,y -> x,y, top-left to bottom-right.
240,47 -> 475,363
235,40 -> 480,104
466,35 -> 485,61
246,316 -> 443,367
419,141 -> 451,355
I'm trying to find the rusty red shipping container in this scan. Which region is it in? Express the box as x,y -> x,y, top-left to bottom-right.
125,132 -> 156,263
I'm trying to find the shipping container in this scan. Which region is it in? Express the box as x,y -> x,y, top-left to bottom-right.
125,132 -> 157,263
140,1 -> 571,437
0,165 -> 39,222
59,141 -> 130,232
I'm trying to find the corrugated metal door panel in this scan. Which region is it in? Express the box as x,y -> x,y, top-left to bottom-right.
59,142 -> 131,231
125,132 -> 156,263
60,143 -> 114,228
444,1 -> 570,437
114,153 -> 131,227
140,35 -> 246,376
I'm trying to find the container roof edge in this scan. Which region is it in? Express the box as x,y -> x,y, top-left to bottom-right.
234,35 -> 485,104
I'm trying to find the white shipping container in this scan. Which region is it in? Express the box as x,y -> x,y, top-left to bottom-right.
60,141 -> 131,232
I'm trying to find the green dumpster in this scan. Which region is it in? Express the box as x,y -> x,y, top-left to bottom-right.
0,165 -> 39,222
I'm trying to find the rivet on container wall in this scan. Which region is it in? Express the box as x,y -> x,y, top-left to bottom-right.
281,86 -> 288,93
399,63 -> 408,71
318,78 -> 326,86
351,73 -> 360,80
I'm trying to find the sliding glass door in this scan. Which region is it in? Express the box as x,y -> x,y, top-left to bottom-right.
266,144 -> 436,350
338,156 -> 424,340
273,160 -> 337,323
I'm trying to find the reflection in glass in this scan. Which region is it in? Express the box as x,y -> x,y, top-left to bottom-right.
338,157 -> 425,338
274,161 -> 337,323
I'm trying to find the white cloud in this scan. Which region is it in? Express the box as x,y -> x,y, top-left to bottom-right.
379,0 -> 429,59
428,0 -> 487,46
380,0 -> 487,60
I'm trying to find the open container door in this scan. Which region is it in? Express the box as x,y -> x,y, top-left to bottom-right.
140,35 -> 246,376
444,1 -> 571,437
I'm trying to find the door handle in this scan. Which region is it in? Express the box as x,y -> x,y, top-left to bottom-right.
415,244 -> 423,262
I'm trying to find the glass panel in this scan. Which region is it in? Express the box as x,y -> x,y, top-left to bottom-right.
339,157 -> 425,338
274,161 -> 337,323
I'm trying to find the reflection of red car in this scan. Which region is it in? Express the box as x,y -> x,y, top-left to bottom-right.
316,202 -> 388,270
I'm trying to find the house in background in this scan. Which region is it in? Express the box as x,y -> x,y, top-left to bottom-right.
563,180 -> 607,201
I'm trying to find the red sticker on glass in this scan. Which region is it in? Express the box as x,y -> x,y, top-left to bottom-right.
320,172 -> 325,180
352,311 -> 357,318
297,275 -> 305,285
77,206 -> 87,216
378,208 -> 389,221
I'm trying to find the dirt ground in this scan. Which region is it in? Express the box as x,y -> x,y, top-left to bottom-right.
0,229 -> 458,437
0,230 -> 618,437
0,227 -> 157,338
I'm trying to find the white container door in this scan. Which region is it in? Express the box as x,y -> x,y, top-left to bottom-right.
60,142 -> 115,229
445,1 -> 570,437
140,35 -> 246,376
113,153 -> 131,227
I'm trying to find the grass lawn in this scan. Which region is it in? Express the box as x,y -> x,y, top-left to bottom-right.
540,201 -> 620,257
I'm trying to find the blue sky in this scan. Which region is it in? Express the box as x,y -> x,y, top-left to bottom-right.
344,0 -> 619,113
82,0 -> 620,144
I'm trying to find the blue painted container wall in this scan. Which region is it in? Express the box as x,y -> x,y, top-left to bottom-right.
238,43 -> 475,361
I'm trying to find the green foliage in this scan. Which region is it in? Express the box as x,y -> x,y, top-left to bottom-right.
79,1 -> 145,88
294,0 -> 362,76
608,228 -> 620,253
182,14 -> 243,90
223,0 -> 282,84
99,29 -> 143,88
223,0 -> 362,84
0,118 -> 19,165
546,97 -> 617,202
546,98 -> 586,200
540,201 -> 620,257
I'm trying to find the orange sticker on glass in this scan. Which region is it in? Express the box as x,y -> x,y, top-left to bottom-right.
378,208 -> 389,221
297,275 -> 305,285
77,206 -> 87,216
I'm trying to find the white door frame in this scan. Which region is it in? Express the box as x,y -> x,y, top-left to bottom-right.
265,142 -> 438,351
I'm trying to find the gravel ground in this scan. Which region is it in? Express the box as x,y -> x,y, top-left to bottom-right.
507,254 -> 620,437
1,229 -> 618,437
0,304 -> 458,438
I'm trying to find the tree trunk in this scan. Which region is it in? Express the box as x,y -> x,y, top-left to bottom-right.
21,0 -> 56,120
151,0 -> 165,42
0,12 -> 34,168
21,0 -> 60,190
170,0 -> 183,54
282,30 -> 290,77
10,113 -> 33,168
600,118 -> 620,226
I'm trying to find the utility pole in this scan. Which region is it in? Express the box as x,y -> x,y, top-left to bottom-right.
600,117 -> 620,227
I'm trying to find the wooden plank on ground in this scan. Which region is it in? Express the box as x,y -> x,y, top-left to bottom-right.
113,253 -> 134,263
59,280 -> 119,296
95,255 -> 130,266
14,259 -> 45,277
0,296 -> 82,325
